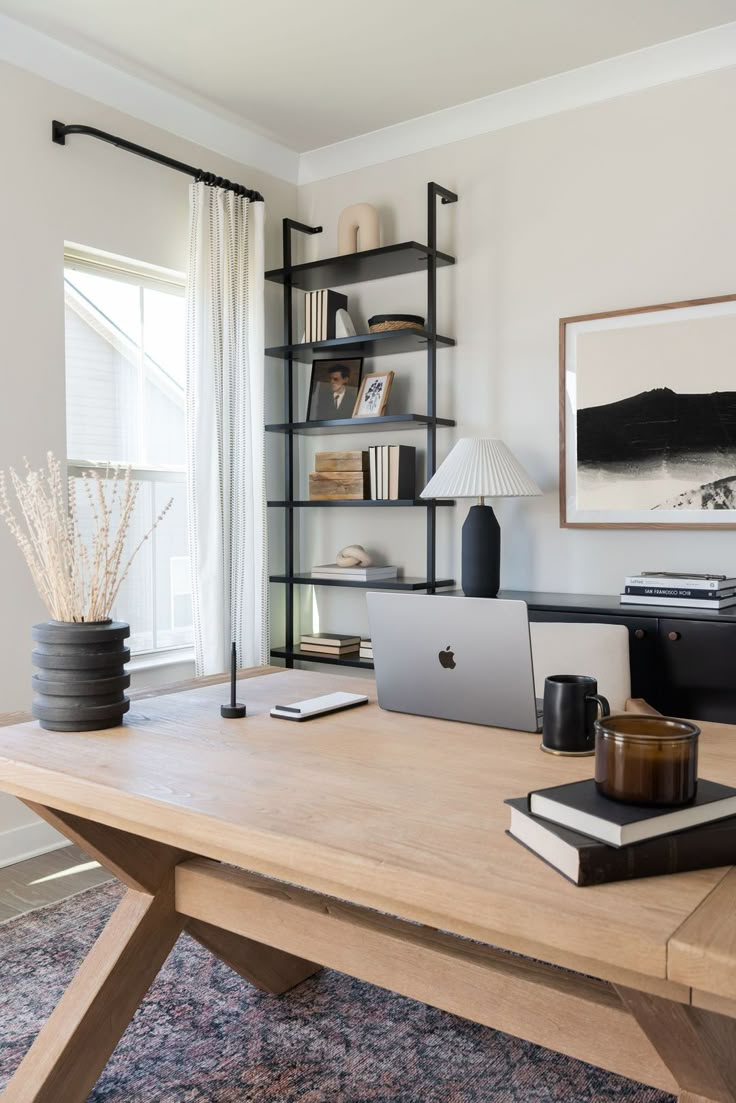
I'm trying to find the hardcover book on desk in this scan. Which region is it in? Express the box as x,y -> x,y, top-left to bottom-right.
528,778 -> 736,846
506,797 -> 736,886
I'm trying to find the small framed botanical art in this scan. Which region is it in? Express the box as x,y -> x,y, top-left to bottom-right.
560,294 -> 736,529
306,357 -> 363,422
352,371 -> 394,418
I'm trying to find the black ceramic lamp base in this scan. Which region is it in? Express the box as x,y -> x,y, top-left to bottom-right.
461,504 -> 501,598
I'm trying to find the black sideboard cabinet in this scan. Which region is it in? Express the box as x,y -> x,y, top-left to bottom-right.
502,590 -> 736,724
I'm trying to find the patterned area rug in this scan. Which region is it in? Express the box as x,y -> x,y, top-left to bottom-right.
0,883 -> 675,1103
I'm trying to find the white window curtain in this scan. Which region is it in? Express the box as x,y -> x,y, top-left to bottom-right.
185,182 -> 268,675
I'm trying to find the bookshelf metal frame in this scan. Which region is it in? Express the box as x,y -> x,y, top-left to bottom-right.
266,182 -> 458,669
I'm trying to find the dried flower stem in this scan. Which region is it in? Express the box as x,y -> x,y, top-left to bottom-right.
0,453 -> 172,623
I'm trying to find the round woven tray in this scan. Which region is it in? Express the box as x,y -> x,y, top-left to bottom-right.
368,314 -> 425,333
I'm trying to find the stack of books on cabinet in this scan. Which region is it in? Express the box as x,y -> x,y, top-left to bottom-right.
620,572 -> 736,610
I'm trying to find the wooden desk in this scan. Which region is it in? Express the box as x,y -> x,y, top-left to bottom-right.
1,668 -> 735,1102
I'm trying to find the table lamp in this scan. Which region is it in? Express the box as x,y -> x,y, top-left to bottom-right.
421,438 -> 541,598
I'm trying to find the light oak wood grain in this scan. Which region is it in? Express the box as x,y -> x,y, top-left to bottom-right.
669,868 -> 736,998
4,669 -> 736,1101
0,669 -> 731,985
24,803 -> 187,893
2,878 -> 185,1103
187,919 -> 321,994
617,986 -> 736,1102
176,858 -> 676,1092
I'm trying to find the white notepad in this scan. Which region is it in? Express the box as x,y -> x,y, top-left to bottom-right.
270,691 -> 369,722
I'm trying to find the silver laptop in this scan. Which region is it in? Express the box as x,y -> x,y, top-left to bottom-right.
366,593 -> 542,732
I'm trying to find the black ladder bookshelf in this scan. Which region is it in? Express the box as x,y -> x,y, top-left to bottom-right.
266,182 -> 458,670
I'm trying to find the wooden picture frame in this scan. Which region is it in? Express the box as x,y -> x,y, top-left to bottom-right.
560,293 -> 736,529
306,357 -> 363,422
352,371 -> 394,418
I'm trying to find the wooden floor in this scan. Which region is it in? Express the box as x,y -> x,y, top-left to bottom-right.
0,845 -> 112,923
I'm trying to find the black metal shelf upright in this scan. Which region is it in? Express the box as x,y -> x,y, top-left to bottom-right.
267,183 -> 458,669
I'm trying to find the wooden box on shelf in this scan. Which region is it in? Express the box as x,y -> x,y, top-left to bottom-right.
315,450 -> 369,473
309,450 -> 369,500
309,472 -> 368,500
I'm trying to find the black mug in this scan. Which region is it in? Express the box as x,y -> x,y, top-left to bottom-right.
542,675 -> 610,756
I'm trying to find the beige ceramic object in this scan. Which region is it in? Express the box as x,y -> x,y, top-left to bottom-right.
336,544 -> 373,567
337,203 -> 380,255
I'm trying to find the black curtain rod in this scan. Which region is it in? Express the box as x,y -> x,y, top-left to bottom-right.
52,120 -> 264,203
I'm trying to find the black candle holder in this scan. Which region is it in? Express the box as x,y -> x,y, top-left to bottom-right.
221,642 -> 246,719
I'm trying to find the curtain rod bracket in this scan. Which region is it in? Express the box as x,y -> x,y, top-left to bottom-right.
51,120 -> 264,202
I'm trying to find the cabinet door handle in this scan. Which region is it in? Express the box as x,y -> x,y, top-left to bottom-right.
667,631 -> 681,642
634,629 -> 645,640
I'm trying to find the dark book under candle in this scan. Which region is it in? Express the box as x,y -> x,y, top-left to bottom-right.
620,593 -> 736,610
506,798 -> 736,886
528,778 -> 736,847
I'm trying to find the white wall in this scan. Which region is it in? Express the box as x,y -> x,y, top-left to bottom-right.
292,66 -> 736,646
0,61 -> 297,863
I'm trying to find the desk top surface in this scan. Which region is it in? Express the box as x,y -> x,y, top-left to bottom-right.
1,667 -> 734,992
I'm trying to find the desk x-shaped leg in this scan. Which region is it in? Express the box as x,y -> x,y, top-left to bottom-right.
1,804 -> 320,1103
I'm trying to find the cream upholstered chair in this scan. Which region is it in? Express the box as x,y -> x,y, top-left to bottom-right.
529,621 -> 631,713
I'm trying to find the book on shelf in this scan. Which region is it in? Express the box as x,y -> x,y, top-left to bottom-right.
505,797 -> 736,886
368,445 -> 416,500
624,585 -> 736,600
304,289 -> 349,343
300,633 -> 361,647
620,593 -> 736,610
528,778 -> 736,847
300,643 -> 361,656
626,574 -> 736,590
311,564 -> 398,580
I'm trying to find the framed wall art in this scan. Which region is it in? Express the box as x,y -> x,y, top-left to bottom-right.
560,294 -> 736,529
352,370 -> 394,418
306,357 -> 363,422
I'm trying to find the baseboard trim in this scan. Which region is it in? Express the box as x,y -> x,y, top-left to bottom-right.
0,820 -> 69,869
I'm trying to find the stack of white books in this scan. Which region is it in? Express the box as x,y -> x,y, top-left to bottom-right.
359,639 -> 373,661
310,563 -> 398,581
620,573 -> 736,610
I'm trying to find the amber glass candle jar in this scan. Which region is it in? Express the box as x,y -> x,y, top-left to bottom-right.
594,715 -> 700,806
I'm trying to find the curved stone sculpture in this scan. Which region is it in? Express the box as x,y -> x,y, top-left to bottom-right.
337,203 -> 380,256
336,544 -> 373,567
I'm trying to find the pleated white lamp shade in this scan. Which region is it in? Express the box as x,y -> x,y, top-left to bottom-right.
421,438 -> 542,499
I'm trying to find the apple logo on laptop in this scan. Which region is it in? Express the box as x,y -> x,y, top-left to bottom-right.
438,645 -> 456,670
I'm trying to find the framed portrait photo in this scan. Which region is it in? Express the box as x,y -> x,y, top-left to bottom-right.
352,371 -> 394,418
306,357 -> 363,422
560,294 -> 736,529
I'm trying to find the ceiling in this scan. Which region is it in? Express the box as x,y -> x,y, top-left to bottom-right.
3,0 -> 736,151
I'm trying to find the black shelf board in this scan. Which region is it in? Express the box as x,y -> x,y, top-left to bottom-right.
268,499 -> 454,508
271,647 -> 374,670
265,241 -> 455,290
266,328 -> 454,362
270,574 -> 455,591
265,414 -> 455,436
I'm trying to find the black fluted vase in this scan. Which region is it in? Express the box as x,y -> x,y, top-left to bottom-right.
31,620 -> 131,732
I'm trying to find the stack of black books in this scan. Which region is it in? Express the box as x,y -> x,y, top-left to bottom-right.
506,778 -> 736,886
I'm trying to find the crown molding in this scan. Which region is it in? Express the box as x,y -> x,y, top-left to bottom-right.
299,20 -> 736,184
0,14 -> 300,186
3,13 -> 736,191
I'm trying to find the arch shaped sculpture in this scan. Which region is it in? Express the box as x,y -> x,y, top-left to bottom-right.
337,203 -> 380,255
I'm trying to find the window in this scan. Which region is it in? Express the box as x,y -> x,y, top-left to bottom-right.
64,246 -> 192,656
